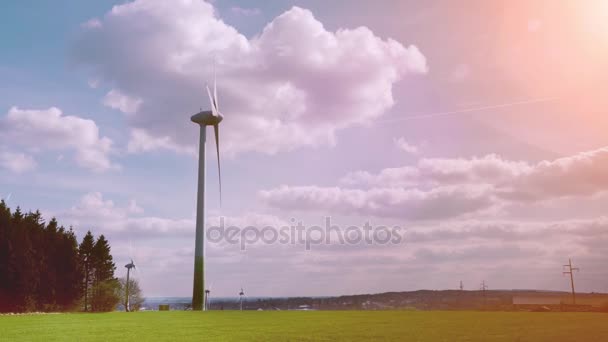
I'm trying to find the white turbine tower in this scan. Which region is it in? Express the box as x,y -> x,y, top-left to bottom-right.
190,69 -> 223,311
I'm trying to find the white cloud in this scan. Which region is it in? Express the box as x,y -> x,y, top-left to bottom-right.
341,154 -> 530,188
501,147 -> 608,201
127,128 -> 194,155
60,192 -> 291,239
0,107 -> 118,172
103,89 -> 143,114
266,147 -> 608,220
73,0 -> 427,156
51,192 -> 608,295
259,184 -> 495,220
393,137 -> 419,154
230,6 -> 261,16
0,150 -> 37,173
82,18 -> 102,29
61,192 -> 193,237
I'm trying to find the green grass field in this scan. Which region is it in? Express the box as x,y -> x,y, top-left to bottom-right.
1,311 -> 606,341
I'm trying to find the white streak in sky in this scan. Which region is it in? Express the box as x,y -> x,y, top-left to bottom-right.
378,97 -> 559,124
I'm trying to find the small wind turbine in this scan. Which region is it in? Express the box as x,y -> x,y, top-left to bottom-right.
239,287 -> 245,311
205,288 -> 211,311
190,65 -> 224,312
124,259 -> 136,312
1,193 -> 12,204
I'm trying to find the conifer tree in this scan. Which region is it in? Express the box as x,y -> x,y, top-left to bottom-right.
78,231 -> 95,312
90,234 -> 119,312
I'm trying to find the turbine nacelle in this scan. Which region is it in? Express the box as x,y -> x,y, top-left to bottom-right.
125,259 -> 136,270
190,110 -> 223,126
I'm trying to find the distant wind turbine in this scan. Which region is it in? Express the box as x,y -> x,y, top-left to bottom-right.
1,193 -> 12,203
205,288 -> 211,311
124,259 -> 136,312
239,287 -> 245,311
190,66 -> 223,311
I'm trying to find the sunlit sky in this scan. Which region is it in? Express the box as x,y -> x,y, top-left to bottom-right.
1,0 -> 608,297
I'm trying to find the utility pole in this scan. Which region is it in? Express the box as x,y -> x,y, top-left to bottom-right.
460,280 -> 464,291
563,258 -> 579,305
480,280 -> 488,308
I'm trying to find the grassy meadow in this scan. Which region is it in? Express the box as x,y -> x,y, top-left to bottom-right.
0,310 -> 606,341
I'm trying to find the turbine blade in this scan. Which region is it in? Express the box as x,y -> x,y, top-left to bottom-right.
213,124 -> 222,206
213,60 -> 218,111
206,84 -> 217,116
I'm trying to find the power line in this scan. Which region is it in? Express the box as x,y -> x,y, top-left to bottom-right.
377,97 -> 559,124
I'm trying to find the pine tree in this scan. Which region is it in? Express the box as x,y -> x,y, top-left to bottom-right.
78,231 -> 95,312
0,200 -> 12,311
0,204 -> 100,312
39,217 -> 58,310
92,235 -> 115,283
90,234 -> 119,312
55,225 -> 82,310
12,208 -> 38,311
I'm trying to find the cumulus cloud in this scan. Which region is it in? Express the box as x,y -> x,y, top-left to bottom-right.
0,107 -> 118,172
500,147 -> 608,201
265,147 -> 608,220
404,217 -> 608,244
103,89 -> 142,114
60,192 -> 289,240
60,192 -> 193,237
393,137 -> 419,154
341,154 -> 530,188
73,0 -> 427,156
52,192 -> 608,295
0,150 -> 37,173
342,149 -> 608,200
127,128 -> 194,154
259,184 -> 495,220
230,6 -> 261,16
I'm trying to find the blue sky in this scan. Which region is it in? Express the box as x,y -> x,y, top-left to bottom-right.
2,0 -> 608,297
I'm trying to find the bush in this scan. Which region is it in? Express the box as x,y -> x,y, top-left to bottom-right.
90,279 -> 121,312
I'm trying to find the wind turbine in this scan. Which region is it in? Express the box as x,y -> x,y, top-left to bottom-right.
1,193 -> 12,204
239,287 -> 244,311
205,288 -> 211,311
124,259 -> 136,312
190,69 -> 223,311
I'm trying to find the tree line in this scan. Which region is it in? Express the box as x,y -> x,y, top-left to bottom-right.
0,200 -> 121,312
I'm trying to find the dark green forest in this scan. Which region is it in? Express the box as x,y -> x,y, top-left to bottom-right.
0,200 -> 119,312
